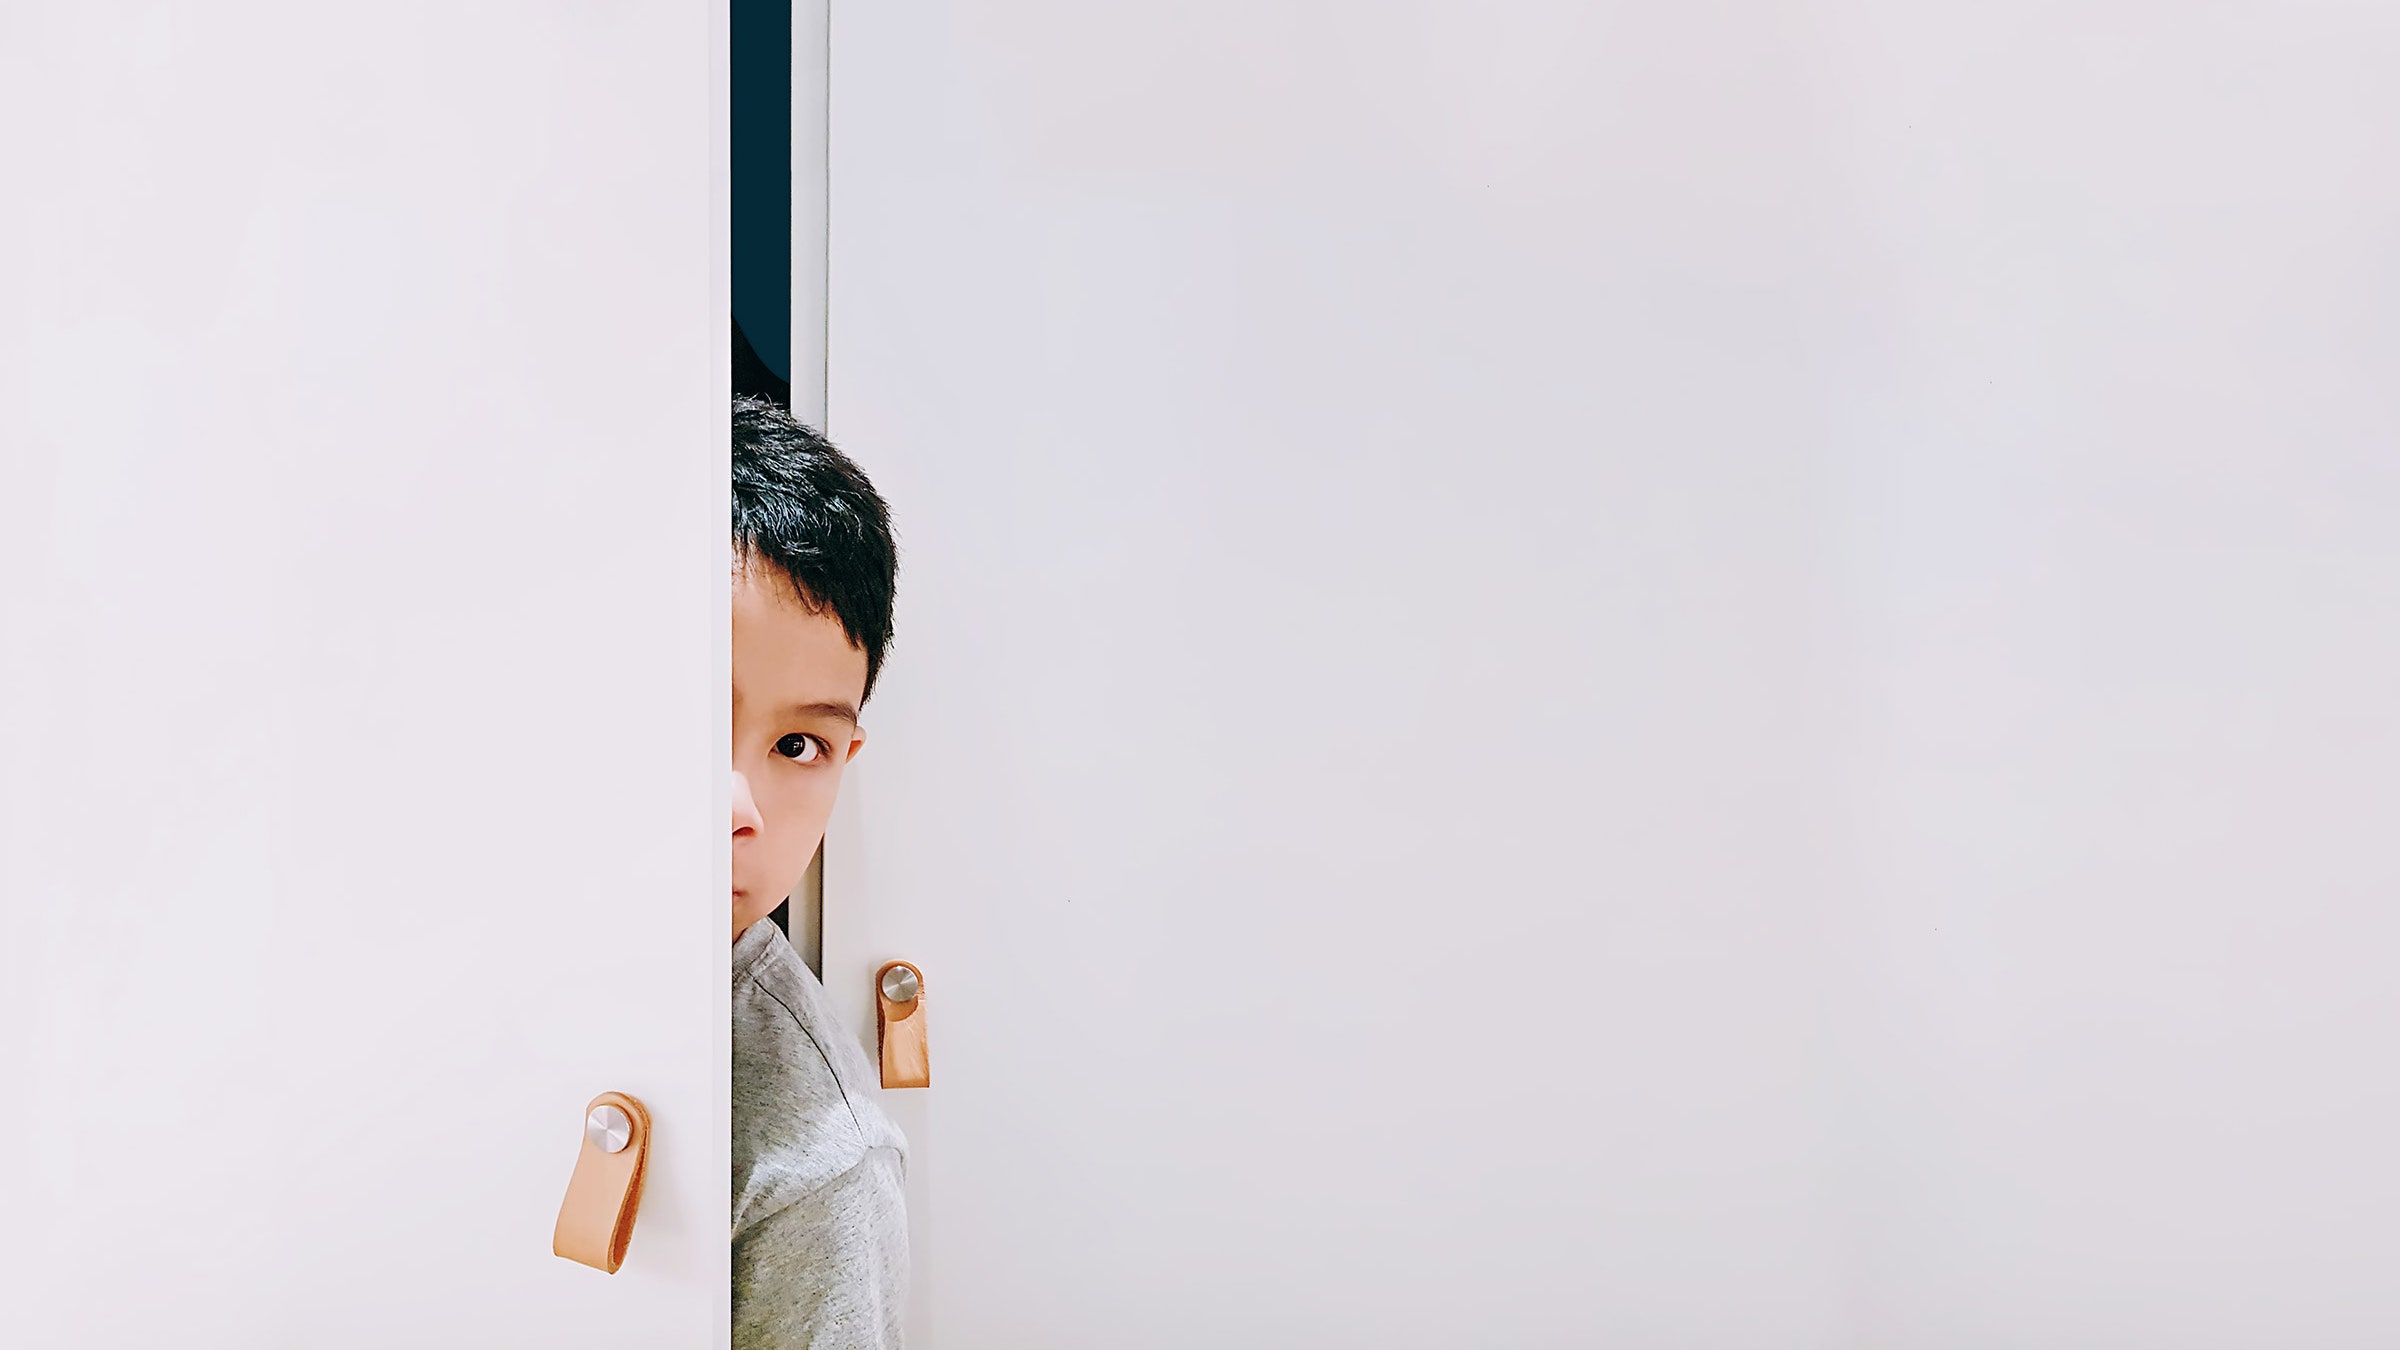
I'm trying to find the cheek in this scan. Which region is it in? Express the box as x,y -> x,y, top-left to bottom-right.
754,767 -> 843,852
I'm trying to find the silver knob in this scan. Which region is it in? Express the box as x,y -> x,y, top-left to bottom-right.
880,965 -> 921,1004
586,1103 -> 632,1154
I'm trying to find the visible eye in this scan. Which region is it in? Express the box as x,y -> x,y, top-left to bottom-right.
775,733 -> 825,764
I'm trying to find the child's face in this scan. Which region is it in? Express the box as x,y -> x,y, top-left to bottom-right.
731,558 -> 870,941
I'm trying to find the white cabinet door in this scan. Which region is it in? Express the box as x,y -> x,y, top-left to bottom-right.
0,8 -> 727,1346
820,5 -> 1853,1346
823,3 -> 2400,1348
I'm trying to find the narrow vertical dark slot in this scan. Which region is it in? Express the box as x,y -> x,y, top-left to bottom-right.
731,0 -> 791,409
733,0 -> 795,937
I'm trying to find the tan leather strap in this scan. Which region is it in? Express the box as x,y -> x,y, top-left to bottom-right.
876,961 -> 931,1089
552,1091 -> 651,1274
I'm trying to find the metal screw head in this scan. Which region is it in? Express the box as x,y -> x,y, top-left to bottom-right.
586,1103 -> 632,1154
880,965 -> 921,1004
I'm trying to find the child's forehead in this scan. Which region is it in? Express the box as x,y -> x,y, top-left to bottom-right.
733,568 -> 869,706
733,548 -> 810,601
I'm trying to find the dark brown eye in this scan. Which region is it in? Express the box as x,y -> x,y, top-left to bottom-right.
775,734 -> 822,764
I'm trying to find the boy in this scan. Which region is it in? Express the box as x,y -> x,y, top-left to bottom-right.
730,396 -> 908,1348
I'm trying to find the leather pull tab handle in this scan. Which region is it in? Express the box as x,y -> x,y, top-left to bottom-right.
876,961 -> 930,1089
553,1091 -> 652,1274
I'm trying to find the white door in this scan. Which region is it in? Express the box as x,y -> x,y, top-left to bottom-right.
1,8 -> 728,1346
823,3 -> 2400,1347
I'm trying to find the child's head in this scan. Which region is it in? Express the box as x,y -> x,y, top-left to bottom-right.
730,396 -> 898,940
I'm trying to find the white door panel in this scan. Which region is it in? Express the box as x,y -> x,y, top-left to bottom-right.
826,3 -> 1848,1345
1,7 -> 728,1345
826,2 -> 2400,1347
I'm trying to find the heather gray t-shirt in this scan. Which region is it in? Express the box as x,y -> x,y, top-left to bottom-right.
733,918 -> 909,1349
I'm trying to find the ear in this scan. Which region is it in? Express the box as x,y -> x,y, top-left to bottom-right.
844,731 -> 868,764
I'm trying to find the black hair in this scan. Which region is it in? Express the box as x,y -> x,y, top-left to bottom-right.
731,396 -> 899,701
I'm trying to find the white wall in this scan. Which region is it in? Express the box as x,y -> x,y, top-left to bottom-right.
0,7 -> 729,1345
825,2 -> 2400,1346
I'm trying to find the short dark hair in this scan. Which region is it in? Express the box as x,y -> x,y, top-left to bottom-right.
731,396 -> 899,701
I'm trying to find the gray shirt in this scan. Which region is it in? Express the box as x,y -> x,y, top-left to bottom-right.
733,918 -> 910,1348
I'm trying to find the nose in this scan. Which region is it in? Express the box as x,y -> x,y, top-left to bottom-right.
731,769 -> 763,837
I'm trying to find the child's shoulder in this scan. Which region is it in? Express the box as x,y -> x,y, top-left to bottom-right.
731,921 -> 907,1231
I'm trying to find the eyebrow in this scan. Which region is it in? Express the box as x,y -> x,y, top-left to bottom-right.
779,699 -> 861,729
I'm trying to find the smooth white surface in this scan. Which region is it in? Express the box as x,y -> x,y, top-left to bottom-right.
1813,8 -> 2400,1345
786,0 -> 832,973
0,7 -> 729,1346
826,2 -> 2400,1346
